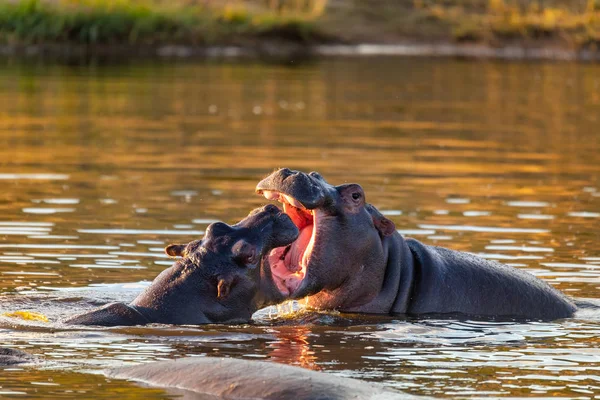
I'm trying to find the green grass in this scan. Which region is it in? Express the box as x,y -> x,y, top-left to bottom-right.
0,0 -> 322,45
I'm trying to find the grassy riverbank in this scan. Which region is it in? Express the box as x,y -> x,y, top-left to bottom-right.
0,0 -> 599,56
0,0 -> 325,46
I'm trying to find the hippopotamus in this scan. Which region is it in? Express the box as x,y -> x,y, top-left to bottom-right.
107,357 -> 424,400
0,347 -> 36,366
256,168 -> 577,320
64,204 -> 298,326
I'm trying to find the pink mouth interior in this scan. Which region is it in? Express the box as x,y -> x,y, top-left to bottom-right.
263,191 -> 316,296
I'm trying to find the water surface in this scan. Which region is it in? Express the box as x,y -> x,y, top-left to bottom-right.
1,58 -> 600,398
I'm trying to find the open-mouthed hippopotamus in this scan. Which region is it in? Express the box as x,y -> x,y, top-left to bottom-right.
63,204 -> 298,326
256,168 -> 576,320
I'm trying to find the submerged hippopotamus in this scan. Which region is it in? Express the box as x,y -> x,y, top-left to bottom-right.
107,357 -> 423,400
64,205 -> 298,326
0,347 -> 36,366
256,168 -> 576,320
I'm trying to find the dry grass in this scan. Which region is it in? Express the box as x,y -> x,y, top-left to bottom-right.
418,0 -> 600,48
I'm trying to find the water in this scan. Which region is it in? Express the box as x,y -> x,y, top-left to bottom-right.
1,58 -> 600,398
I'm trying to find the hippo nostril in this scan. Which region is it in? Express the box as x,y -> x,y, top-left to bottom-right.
264,204 -> 279,214
309,171 -> 323,180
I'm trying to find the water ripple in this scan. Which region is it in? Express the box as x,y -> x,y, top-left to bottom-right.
419,224 -> 550,234
78,229 -> 205,235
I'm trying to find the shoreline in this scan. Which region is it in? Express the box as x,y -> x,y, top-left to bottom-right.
2,41 -> 599,63
2,0 -> 599,64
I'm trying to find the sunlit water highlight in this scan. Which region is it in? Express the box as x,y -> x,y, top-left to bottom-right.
0,58 -> 599,398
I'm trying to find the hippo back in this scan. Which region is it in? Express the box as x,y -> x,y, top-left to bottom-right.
108,357 -> 422,400
403,238 -> 576,320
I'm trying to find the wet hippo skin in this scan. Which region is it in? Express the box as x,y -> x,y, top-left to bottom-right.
256,168 -> 576,320
63,205 -> 299,326
0,347 -> 36,366
107,357 -> 426,400
0,348 -> 425,398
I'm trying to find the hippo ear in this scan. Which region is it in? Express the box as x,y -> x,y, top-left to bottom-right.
216,276 -> 237,300
165,244 -> 187,257
373,215 -> 396,236
231,239 -> 259,266
366,204 -> 396,237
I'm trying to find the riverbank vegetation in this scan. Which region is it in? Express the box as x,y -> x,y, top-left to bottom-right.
319,0 -> 600,50
0,0 -> 598,52
0,0 -> 327,45
421,0 -> 600,48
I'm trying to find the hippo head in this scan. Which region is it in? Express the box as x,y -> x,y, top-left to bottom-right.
256,169 -> 396,308
132,204 -> 299,324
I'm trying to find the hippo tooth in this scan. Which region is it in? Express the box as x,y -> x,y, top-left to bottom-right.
283,194 -> 305,209
262,190 -> 280,201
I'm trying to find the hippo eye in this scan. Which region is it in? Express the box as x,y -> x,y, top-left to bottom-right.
352,192 -> 361,200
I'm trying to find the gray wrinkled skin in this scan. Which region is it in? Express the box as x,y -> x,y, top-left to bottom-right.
107,357 -> 426,400
257,169 -> 576,320
63,205 -> 298,326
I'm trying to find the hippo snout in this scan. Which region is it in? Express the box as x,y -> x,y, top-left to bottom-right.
256,168 -> 330,210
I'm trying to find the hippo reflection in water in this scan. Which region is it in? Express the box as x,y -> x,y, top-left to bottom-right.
256,168 -> 576,320
64,204 -> 299,326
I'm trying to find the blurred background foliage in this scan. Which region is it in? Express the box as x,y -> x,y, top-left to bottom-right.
0,0 -> 597,49
0,0 -> 327,45
417,0 -> 600,47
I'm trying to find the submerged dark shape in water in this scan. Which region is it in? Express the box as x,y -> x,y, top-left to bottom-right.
256,168 -> 577,320
0,347 -> 36,366
107,356 -> 423,400
63,205 -> 299,326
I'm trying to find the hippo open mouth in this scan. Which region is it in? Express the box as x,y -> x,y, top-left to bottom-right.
257,168 -> 380,303
256,169 -> 332,297
261,190 -> 318,296
257,168 -> 396,309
